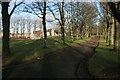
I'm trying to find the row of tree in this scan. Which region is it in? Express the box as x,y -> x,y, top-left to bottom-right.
65,2 -> 98,41
10,16 -> 42,38
98,2 -> 120,50
1,1 -> 120,56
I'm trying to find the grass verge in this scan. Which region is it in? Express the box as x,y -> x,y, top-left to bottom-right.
87,37 -> 119,78
3,36 -> 91,67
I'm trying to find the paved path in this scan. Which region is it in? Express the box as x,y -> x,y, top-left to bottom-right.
2,37 -> 99,79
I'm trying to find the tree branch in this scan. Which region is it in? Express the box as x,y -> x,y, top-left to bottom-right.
10,0 -> 25,17
23,3 -> 43,19
47,5 -> 62,26
108,2 -> 120,23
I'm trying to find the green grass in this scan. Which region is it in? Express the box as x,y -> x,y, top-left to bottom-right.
88,37 -> 119,78
3,36 -> 90,67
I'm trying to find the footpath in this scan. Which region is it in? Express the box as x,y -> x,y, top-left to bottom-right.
2,37 -> 99,79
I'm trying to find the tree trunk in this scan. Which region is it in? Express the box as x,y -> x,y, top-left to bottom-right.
108,27 -> 111,46
79,27 -> 83,39
118,23 -> 120,50
82,27 -> 85,39
61,25 -> 65,44
113,18 -> 117,49
71,24 -> 73,42
106,19 -> 109,43
43,2 -> 47,48
61,2 -> 65,44
111,18 -> 114,45
97,26 -> 99,36
108,2 -> 120,23
16,28 -> 18,38
76,28 -> 79,40
2,2 -> 11,56
23,25 -> 25,38
20,24 -> 23,38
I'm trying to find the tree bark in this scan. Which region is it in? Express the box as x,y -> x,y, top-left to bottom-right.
111,17 -> 114,45
43,2 -> 47,48
61,2 -> 65,44
108,26 -> 111,46
2,1 -> 23,56
2,2 -> 11,56
71,24 -> 73,42
106,18 -> 109,43
113,18 -> 117,49
108,2 -> 120,23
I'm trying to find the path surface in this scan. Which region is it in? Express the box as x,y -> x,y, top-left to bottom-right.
2,37 -> 99,79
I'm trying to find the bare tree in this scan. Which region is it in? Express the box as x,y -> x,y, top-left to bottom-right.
26,17 -> 33,38
19,17 -> 26,38
100,2 -> 120,49
48,1 -> 66,44
11,18 -> 17,38
22,1 -> 47,47
1,1 -> 24,56
66,2 -> 98,40
11,17 -> 21,38
108,2 -> 120,23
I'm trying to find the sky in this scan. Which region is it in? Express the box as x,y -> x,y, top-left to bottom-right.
0,1 -> 102,33
0,2 -> 58,33
10,2 -> 56,29
0,2 -> 57,28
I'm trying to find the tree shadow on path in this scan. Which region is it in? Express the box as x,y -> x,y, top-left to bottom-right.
2,37 -> 99,79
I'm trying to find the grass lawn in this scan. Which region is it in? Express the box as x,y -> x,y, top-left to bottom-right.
3,36 -> 91,67
87,37 -> 119,78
